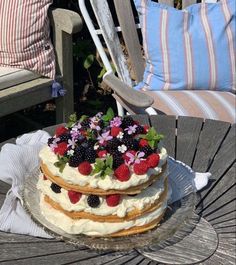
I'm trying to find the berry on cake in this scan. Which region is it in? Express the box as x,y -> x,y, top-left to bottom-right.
37,109 -> 169,237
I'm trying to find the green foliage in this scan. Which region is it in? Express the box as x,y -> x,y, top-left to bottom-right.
66,113 -> 78,128
92,156 -> 114,179
101,108 -> 115,126
54,156 -> 69,173
140,127 -> 164,148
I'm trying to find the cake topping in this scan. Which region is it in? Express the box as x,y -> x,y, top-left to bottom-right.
68,190 -> 82,204
78,161 -> 92,175
114,164 -> 131,182
50,183 -> 61,193
106,194 -> 121,207
47,109 -> 164,182
87,195 -> 100,208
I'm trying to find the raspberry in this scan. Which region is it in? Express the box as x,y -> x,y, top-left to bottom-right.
111,127 -> 122,137
143,125 -> 149,133
147,153 -> 160,168
87,195 -> 100,208
139,139 -> 149,147
106,194 -> 121,207
97,150 -> 107,158
54,142 -> 68,156
50,183 -> 61,193
78,161 -> 92,175
114,164 -> 131,182
55,126 -> 68,137
133,161 -> 149,175
68,190 -> 82,204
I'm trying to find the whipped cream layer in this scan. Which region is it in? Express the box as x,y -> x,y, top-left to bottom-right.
39,146 -> 168,190
37,173 -> 166,218
40,194 -> 167,236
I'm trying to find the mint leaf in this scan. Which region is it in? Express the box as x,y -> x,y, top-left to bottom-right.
66,113 -> 77,128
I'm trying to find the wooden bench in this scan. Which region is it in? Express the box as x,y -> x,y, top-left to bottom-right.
0,8 -> 82,123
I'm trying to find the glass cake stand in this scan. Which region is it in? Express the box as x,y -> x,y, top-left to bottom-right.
21,157 -> 197,251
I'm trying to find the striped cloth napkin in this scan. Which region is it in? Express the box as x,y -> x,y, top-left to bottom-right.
0,130 -> 210,238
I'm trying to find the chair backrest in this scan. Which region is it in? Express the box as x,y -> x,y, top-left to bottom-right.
79,0 -> 200,86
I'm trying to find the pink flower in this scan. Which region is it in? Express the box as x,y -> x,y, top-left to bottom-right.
125,151 -> 145,165
125,125 -> 138,135
110,117 -> 122,127
97,131 -> 113,145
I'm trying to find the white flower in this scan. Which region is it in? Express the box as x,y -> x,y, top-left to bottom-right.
94,144 -> 99,150
117,131 -> 124,139
118,144 -> 127,153
67,149 -> 74,156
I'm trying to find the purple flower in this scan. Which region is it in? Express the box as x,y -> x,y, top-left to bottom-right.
125,125 -> 138,135
110,117 -> 122,127
67,138 -> 76,149
49,137 -> 60,151
97,131 -> 113,145
125,151 -> 145,165
70,123 -> 82,139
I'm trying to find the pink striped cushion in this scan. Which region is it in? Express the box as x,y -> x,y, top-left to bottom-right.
0,0 -> 55,79
144,90 -> 236,123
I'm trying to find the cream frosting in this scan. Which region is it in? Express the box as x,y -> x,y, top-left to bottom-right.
39,146 -> 168,190
37,173 -> 167,218
40,194 -> 167,236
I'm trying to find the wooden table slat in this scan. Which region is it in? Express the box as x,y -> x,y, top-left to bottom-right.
176,116 -> 203,167
200,185 -> 236,218
197,163 -> 236,211
192,119 -> 231,172
131,114 -> 150,127
149,115 -> 176,158
0,116 -> 235,264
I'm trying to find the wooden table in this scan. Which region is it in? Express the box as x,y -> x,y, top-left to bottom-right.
0,115 -> 235,264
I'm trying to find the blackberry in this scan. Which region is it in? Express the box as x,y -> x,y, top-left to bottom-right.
87,195 -> 100,208
81,140 -> 94,149
113,154 -> 124,169
140,145 -> 153,157
122,138 -> 139,150
47,137 -> 54,146
50,183 -> 61,193
59,133 -> 71,142
81,119 -> 90,129
84,148 -> 96,163
121,116 -> 134,128
98,119 -> 104,128
135,125 -> 144,134
107,138 -> 121,153
69,155 -> 83,167
74,145 -> 85,158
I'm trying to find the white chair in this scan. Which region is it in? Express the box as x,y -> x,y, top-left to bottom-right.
78,0 -> 235,123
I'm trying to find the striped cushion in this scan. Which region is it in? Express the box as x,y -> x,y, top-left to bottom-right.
144,90 -> 236,123
134,0 -> 235,92
0,0 -> 55,79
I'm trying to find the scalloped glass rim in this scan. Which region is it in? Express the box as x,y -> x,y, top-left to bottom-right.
21,157 -> 197,251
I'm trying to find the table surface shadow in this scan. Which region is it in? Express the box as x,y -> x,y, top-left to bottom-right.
0,115 -> 235,265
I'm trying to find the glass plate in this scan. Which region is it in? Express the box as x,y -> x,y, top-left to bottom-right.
21,157 -> 197,251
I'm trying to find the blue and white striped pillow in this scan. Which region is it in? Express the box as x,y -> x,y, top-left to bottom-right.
134,0 -> 235,92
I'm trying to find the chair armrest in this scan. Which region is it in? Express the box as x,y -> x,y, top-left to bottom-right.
103,73 -> 154,108
49,8 -> 83,34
